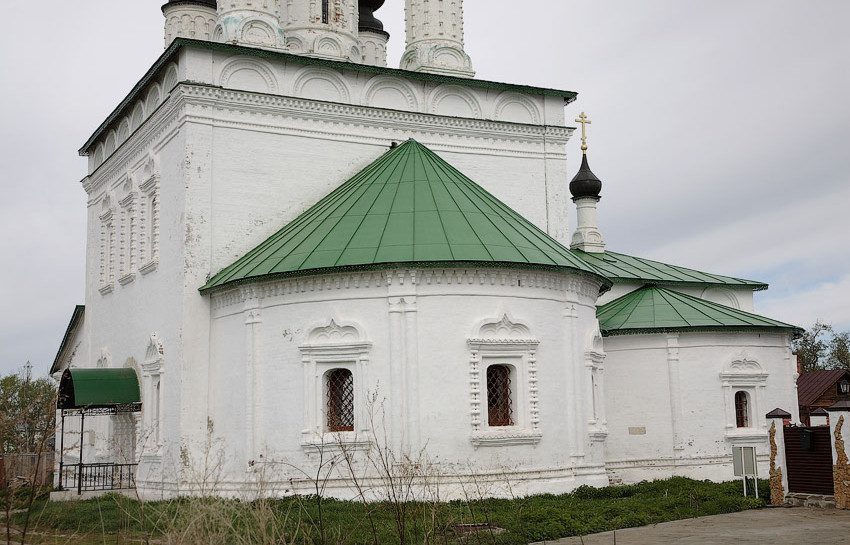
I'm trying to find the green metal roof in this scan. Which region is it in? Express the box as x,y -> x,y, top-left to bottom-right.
51,305 -> 85,375
597,285 -> 803,337
81,38 -> 578,155
57,368 -> 141,410
573,250 -> 768,291
201,140 -> 610,293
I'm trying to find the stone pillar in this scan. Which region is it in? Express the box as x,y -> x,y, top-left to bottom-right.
766,409 -> 790,505
810,407 -> 829,426
827,401 -> 850,509
401,0 -> 475,77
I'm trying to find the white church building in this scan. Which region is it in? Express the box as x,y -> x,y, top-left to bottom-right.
51,0 -> 802,499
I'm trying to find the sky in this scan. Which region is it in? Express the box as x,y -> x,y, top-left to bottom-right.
0,1 -> 848,377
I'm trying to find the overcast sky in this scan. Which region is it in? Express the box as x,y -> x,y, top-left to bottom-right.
1,1 -> 848,377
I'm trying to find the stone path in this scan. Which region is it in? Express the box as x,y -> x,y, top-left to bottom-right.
537,507 -> 850,544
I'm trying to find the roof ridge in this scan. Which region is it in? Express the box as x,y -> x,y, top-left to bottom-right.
598,285 -> 802,336
201,140 -> 611,292
656,287 -> 722,327
606,251 -> 761,285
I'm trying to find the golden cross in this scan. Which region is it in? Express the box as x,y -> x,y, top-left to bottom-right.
574,112 -> 592,154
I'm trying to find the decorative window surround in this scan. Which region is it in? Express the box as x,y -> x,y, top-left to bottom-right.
141,333 -> 165,455
468,314 -> 541,448
721,354 -> 769,442
299,320 -> 372,451
118,186 -> 138,283
138,166 -> 160,274
98,198 -> 116,294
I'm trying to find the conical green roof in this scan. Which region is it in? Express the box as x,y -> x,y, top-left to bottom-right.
201,140 -> 610,292
598,285 -> 803,337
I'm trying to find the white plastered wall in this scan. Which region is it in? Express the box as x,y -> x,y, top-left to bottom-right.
603,331 -> 798,484
204,269 -> 606,499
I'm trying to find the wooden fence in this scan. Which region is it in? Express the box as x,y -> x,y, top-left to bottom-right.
0,452 -> 55,487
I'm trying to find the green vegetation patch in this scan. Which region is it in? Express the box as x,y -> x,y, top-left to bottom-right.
11,477 -> 768,545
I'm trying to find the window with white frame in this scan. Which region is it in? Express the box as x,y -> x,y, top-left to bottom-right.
468,314 -> 541,447
720,355 -> 768,438
299,320 -> 371,450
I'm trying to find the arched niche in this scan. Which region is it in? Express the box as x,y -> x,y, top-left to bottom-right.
429,85 -> 481,119
494,92 -> 541,125
363,76 -> 420,111
292,67 -> 351,103
219,58 -> 278,94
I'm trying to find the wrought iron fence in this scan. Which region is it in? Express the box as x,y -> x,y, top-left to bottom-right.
59,462 -> 137,494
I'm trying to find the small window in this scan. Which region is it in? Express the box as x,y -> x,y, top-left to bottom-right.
487,365 -> 514,426
327,369 -> 354,432
735,391 -> 750,428
322,0 -> 329,24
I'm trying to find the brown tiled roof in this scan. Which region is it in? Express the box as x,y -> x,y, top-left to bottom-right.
797,369 -> 850,406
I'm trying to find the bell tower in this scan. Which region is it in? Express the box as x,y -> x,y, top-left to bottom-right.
401,0 -> 474,77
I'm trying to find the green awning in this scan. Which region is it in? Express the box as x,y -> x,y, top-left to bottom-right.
58,368 -> 141,410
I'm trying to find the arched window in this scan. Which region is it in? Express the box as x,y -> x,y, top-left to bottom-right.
735,391 -> 750,428
487,365 -> 513,427
327,368 -> 354,432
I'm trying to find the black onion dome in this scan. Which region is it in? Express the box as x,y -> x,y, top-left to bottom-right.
359,0 -> 389,37
162,0 -> 217,12
569,154 -> 602,199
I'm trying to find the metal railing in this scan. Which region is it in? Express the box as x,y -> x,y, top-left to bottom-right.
59,463 -> 137,494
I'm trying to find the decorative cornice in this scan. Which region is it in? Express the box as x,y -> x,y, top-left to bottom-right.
211,267 -> 593,313
80,37 -> 578,155
177,84 -> 572,154
471,430 -> 542,448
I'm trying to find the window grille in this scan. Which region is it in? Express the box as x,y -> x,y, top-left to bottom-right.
327,369 -> 354,431
735,391 -> 749,428
487,365 -> 513,426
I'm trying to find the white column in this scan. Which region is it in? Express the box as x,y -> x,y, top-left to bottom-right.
403,295 -> 421,453
388,295 -> 406,453
564,303 -> 583,460
666,334 -> 683,451
401,0 -> 474,77
244,306 -> 262,465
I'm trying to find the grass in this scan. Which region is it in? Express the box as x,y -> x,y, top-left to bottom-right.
6,477 -> 769,544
